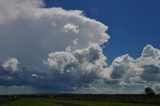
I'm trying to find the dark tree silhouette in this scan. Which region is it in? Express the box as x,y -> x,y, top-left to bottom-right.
145,87 -> 155,96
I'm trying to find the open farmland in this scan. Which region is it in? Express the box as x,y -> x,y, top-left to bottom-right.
0,94 -> 160,106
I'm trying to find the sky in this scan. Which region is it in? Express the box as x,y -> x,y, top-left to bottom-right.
45,0 -> 160,64
0,0 -> 160,94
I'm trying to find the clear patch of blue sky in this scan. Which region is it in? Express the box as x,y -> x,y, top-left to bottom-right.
44,0 -> 160,64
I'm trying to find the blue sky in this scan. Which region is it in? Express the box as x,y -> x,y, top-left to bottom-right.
0,0 -> 160,94
45,0 -> 160,64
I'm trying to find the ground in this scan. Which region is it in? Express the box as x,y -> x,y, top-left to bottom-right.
0,96 -> 159,106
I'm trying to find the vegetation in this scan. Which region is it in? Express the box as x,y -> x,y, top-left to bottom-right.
0,96 -> 16,105
0,94 -> 160,106
0,98 -> 61,106
41,98 -> 159,106
145,87 -> 155,96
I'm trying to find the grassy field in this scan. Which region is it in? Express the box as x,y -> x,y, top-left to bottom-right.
0,97 -> 159,106
0,98 -> 61,106
40,98 -> 160,106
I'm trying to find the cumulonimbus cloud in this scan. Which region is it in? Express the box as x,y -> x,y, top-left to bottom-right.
0,0 -> 159,94
0,0 -> 109,68
0,0 -> 109,93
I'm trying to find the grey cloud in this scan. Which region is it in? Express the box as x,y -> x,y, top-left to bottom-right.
2,58 -> 19,72
0,0 -> 109,68
0,86 -> 38,95
44,43 -> 107,89
1,44 -> 160,93
0,0 -> 160,94
106,54 -> 143,84
152,83 -> 160,93
0,44 -> 107,92
141,65 -> 160,82
103,45 -> 160,93
0,0 -> 110,93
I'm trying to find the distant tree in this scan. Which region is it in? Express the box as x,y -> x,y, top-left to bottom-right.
145,87 -> 155,96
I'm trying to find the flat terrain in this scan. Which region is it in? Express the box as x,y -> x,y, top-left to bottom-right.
0,97 -> 159,106
0,94 -> 160,106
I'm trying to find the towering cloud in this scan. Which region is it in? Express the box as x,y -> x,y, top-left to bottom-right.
0,0 -> 109,68
106,54 -> 143,84
43,43 -> 107,90
0,0 -> 159,94
103,45 -> 160,92
0,0 -> 109,93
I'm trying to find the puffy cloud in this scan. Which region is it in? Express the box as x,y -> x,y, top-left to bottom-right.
141,44 -> 160,58
0,46 -> 160,93
137,45 -> 160,68
102,54 -> 143,85
2,58 -> 19,72
0,44 -> 107,92
43,43 -> 107,90
63,23 -> 79,34
0,0 -> 109,93
137,45 -> 160,83
102,45 -> 160,93
0,0 -> 109,68
0,0 -> 160,94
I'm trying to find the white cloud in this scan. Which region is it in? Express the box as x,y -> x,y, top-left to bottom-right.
44,43 -> 107,85
0,0 -> 43,25
141,44 -> 160,58
103,54 -> 143,84
2,58 -> 19,72
103,45 -> 160,92
0,0 -> 109,68
44,51 -> 77,73
0,0 -> 109,93
0,0 -> 160,94
63,23 -> 79,34
136,45 -> 160,68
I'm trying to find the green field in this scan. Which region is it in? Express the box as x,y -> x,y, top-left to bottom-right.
0,97 -> 159,106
